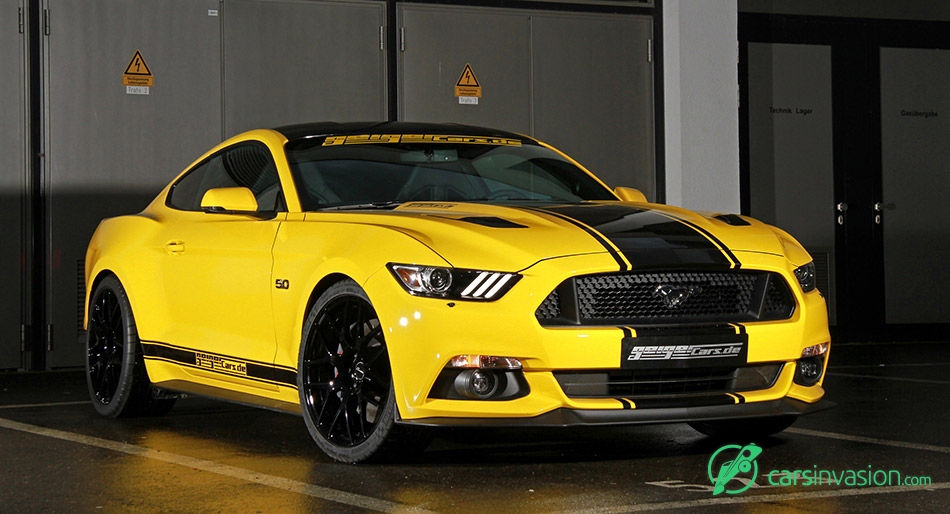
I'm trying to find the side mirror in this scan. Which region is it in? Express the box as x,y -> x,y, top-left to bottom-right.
613,186 -> 648,203
200,187 -> 259,213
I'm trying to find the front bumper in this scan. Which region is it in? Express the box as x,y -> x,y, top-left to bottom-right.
398,397 -> 836,427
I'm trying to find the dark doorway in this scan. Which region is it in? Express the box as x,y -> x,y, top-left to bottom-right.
739,14 -> 950,341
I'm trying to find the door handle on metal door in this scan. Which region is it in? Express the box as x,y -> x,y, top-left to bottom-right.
873,202 -> 894,225
836,202 -> 848,225
165,241 -> 185,254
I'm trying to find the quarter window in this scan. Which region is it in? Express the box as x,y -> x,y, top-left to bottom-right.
167,142 -> 285,212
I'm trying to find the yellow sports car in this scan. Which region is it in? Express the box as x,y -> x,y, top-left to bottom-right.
84,122 -> 831,462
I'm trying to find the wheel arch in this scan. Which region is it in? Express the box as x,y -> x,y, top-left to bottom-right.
302,272 -> 354,334
84,266 -> 156,348
84,268 -> 119,331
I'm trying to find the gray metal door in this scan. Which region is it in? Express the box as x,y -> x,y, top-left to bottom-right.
746,43 -> 836,322
398,5 -> 532,133
45,0 -> 222,367
1,0 -> 25,370
398,5 -> 655,197
531,13 -> 654,194
880,47 -> 950,325
223,0 -> 387,136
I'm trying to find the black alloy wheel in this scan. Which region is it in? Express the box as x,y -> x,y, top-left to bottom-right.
298,280 -> 406,462
87,284 -> 123,407
86,275 -> 175,418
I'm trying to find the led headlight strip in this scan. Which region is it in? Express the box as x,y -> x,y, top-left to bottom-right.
388,263 -> 520,301
460,271 -> 515,299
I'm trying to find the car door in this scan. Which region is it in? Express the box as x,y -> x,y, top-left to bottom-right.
158,141 -> 285,390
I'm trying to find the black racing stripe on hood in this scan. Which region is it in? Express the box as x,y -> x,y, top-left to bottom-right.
533,204 -> 737,270
521,206 -> 629,271
674,217 -> 742,269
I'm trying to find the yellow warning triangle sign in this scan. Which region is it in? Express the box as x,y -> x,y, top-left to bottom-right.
123,50 -> 154,87
455,63 -> 482,97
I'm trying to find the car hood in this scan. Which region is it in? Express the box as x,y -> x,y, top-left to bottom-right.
313,201 -> 805,272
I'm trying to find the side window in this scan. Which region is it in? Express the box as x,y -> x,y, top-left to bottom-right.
167,142 -> 285,212
166,155 -> 226,211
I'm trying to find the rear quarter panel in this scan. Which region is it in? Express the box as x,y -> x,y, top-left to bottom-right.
85,211 -> 179,342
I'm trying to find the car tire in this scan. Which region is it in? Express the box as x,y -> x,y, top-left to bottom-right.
688,415 -> 797,440
298,279 -> 428,463
85,275 -> 176,418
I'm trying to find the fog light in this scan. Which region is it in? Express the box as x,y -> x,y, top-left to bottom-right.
470,370 -> 495,396
455,369 -> 500,399
794,356 -> 824,386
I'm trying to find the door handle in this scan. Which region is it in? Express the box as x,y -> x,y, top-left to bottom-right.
873,202 -> 894,225
165,240 -> 185,254
836,202 -> 847,225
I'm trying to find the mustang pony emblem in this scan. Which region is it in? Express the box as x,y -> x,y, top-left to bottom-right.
653,284 -> 703,308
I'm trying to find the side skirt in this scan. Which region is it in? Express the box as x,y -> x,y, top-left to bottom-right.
155,379 -> 302,415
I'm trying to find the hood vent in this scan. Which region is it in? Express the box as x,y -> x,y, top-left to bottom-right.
713,214 -> 751,226
457,216 -> 527,229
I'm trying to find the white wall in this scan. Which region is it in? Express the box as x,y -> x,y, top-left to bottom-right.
662,0 -> 739,213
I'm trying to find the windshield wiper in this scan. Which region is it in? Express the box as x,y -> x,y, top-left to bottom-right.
316,201 -> 402,211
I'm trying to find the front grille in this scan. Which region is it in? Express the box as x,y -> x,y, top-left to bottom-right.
536,271 -> 795,326
554,363 -> 784,399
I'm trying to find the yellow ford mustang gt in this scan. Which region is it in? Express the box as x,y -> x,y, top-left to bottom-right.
84,122 -> 831,462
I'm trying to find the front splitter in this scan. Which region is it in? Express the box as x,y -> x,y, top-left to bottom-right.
398,397 -> 835,427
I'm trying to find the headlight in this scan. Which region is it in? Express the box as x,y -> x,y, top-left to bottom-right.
794,261 -> 817,292
388,263 -> 521,301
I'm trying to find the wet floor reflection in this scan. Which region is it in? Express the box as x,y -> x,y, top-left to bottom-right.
93,401 -> 805,513
3,366 -> 949,513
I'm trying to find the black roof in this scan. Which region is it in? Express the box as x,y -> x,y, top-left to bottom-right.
273,121 -> 528,142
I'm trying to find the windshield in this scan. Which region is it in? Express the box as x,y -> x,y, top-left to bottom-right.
285,135 -> 617,211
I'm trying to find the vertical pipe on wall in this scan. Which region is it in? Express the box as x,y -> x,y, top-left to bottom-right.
18,0 -> 30,371
387,0 -> 397,121
653,0 -> 666,203
219,0 -> 227,141
26,0 -> 45,370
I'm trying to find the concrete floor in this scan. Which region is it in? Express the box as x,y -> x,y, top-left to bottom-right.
1,341 -> 948,513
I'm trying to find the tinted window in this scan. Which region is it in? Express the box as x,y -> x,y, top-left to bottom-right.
167,142 -> 284,212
